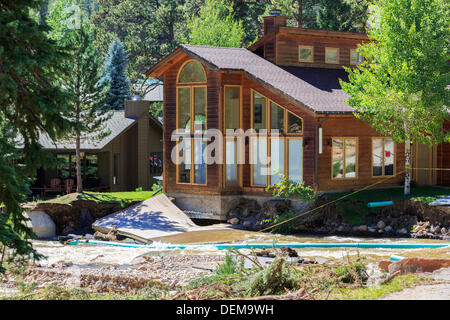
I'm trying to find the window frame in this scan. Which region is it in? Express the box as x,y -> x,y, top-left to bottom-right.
176,60 -> 207,84
223,85 -> 243,188
175,59 -> 208,185
298,45 -> 314,63
331,137 -> 359,180
325,47 -> 340,64
371,137 -> 396,178
350,49 -> 362,65
250,89 -> 304,187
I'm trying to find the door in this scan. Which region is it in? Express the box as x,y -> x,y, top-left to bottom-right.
414,143 -> 435,185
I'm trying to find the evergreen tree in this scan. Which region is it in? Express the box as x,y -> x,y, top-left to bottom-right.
0,0 -> 72,269
47,1 -> 111,193
101,39 -> 131,110
60,26 -> 111,193
316,0 -> 368,33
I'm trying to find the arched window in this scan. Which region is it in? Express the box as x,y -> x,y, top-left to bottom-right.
177,60 -> 207,83
176,60 -> 207,185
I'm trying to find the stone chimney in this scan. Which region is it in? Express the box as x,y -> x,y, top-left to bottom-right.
263,8 -> 287,35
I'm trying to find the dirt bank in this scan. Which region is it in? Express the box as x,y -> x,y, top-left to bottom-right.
227,196 -> 450,239
28,196 -> 140,235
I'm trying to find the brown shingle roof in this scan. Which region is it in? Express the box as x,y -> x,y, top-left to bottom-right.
179,44 -> 353,113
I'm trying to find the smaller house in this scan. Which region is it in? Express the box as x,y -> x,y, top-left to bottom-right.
32,100 -> 163,195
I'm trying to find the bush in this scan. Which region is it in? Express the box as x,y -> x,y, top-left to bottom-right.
266,173 -> 315,201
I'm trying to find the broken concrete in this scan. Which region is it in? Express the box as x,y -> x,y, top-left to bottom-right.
92,194 -> 244,243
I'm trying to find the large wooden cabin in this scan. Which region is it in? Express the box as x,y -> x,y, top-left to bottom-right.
146,11 -> 449,219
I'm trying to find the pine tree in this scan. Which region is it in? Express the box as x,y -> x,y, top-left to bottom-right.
58,26 -> 112,193
101,39 -> 131,110
316,0 -> 368,33
0,0 -> 72,269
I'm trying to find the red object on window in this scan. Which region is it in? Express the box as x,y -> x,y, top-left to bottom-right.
385,151 -> 391,157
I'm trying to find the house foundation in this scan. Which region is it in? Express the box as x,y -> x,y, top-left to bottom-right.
168,192 -> 310,221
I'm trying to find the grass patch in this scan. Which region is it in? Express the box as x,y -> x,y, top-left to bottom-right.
327,186 -> 450,205
30,190 -> 158,208
328,274 -> 427,300
325,186 -> 450,226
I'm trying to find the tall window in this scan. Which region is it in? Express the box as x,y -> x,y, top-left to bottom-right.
224,86 -> 241,187
372,138 -> 394,177
250,90 -> 303,186
332,138 -> 357,179
176,60 -> 207,184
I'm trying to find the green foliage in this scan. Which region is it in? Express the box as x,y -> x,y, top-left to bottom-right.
100,39 -> 131,109
92,0 -> 184,97
135,187 -> 143,192
316,0 -> 368,32
266,172 -> 315,201
0,0 -> 73,270
215,251 -> 242,276
246,258 -> 299,296
149,101 -> 163,118
341,0 -> 450,157
182,0 -> 245,47
262,209 -> 298,234
334,261 -> 368,284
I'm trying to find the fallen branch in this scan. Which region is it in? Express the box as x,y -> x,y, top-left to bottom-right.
381,270 -> 401,285
231,247 -> 263,270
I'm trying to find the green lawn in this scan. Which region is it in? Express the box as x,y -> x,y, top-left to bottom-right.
324,186 -> 450,226
33,190 -> 159,208
326,186 -> 450,205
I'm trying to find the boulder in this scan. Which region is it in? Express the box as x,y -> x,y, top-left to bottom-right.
377,220 -> 386,229
397,228 -> 408,235
358,225 -> 368,232
384,225 -> 393,233
228,218 -> 240,225
24,211 -> 56,239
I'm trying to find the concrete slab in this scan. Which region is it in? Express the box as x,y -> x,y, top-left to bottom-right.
92,194 -> 240,243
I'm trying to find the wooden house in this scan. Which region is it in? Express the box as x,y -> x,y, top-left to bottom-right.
146,12 -> 449,219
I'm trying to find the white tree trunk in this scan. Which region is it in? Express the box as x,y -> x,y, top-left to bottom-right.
404,139 -> 411,195
76,134 -> 83,193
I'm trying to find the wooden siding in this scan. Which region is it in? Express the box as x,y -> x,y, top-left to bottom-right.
275,33 -> 364,68
437,120 -> 450,186
163,54 -> 222,195
318,116 -> 405,190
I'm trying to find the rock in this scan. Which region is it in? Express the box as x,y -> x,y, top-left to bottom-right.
280,247 -> 298,257
377,220 -> 386,229
441,227 -> 447,234
228,218 -> 240,225
84,233 -> 94,239
242,220 -> 253,229
368,227 -> 376,233
24,211 -> 56,239
241,208 -> 251,217
384,225 -> 393,233
397,228 -> 408,235
358,225 -> 368,232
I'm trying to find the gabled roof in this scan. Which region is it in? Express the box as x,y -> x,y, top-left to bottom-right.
38,111 -> 136,151
147,44 -> 354,114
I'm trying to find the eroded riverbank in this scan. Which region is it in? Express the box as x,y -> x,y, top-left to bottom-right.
1,233 -> 448,299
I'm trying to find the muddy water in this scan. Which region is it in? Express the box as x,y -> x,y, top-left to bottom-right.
31,230 -> 449,267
